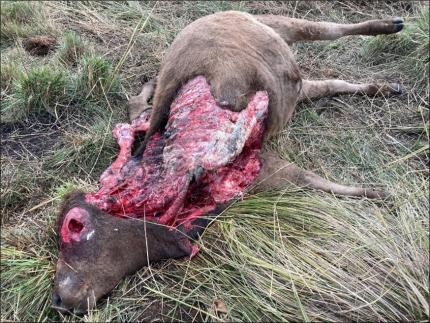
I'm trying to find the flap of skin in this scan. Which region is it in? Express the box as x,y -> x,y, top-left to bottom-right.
85,76 -> 269,229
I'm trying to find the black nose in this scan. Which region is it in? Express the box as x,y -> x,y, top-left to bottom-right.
52,293 -> 62,307
52,293 -> 70,313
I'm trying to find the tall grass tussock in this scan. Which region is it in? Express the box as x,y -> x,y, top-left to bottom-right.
1,50 -> 121,122
2,66 -> 69,122
77,53 -> 120,102
57,31 -> 86,66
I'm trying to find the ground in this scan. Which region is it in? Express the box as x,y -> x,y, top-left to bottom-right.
1,1 -> 429,322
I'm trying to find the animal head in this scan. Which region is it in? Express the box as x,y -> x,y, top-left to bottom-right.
53,191 -> 194,314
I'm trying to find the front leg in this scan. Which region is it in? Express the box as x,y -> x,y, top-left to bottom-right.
253,152 -> 386,199
128,78 -> 156,122
299,79 -> 402,102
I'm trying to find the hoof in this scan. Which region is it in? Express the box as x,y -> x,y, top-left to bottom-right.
389,82 -> 403,95
392,17 -> 404,32
369,17 -> 404,35
365,189 -> 388,199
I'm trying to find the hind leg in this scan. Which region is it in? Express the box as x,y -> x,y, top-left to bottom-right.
256,15 -> 404,44
253,152 -> 386,198
299,79 -> 402,102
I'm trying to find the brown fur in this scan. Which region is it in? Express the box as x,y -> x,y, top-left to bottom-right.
254,16 -> 404,43
139,12 -> 403,155
129,11 -> 403,197
128,78 -> 156,121
142,11 -> 302,153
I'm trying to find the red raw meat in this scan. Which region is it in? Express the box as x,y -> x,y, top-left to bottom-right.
85,76 -> 269,229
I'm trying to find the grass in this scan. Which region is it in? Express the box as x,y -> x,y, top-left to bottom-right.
2,66 -> 69,122
1,1 -> 35,45
0,158 -> 43,223
0,61 -> 22,94
170,187 -> 429,321
1,50 -> 122,123
1,1 -> 429,322
76,53 -> 120,102
178,1 -> 250,15
0,1 -> 56,48
0,246 -> 55,321
47,116 -> 118,177
57,31 -> 86,66
361,7 -> 429,95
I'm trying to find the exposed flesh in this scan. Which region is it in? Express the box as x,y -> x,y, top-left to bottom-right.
84,76 -> 269,230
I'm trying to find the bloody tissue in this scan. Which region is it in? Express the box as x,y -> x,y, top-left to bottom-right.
85,76 -> 269,229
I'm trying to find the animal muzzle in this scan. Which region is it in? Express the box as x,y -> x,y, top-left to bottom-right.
52,285 -> 96,314
52,292 -> 95,314
52,261 -> 96,314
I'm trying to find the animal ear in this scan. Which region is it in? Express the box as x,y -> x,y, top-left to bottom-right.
60,207 -> 91,244
68,218 -> 84,234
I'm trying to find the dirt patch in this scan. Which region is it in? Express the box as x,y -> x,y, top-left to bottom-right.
1,122 -> 61,159
22,36 -> 57,56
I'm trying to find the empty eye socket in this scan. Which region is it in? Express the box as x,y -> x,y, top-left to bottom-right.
68,219 -> 84,234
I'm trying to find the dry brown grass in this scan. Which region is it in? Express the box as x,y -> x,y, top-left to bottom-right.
1,1 -> 428,322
